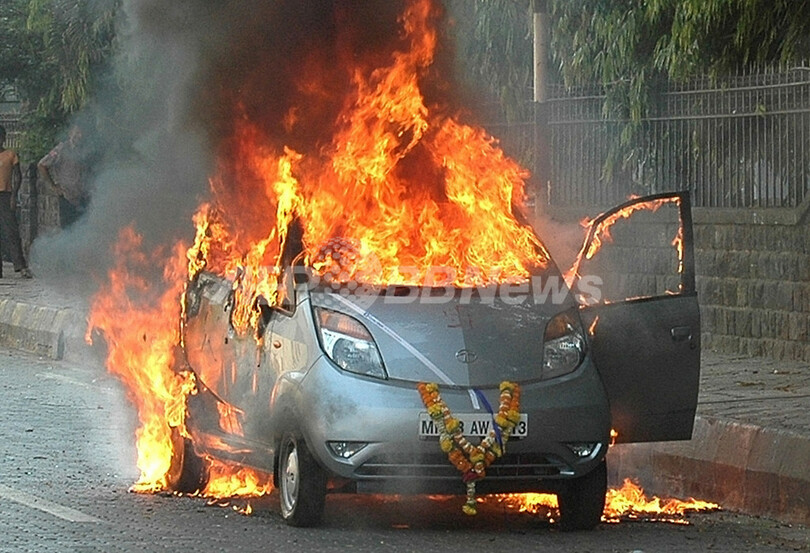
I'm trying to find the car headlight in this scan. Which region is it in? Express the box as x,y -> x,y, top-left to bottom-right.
542,310 -> 586,380
314,307 -> 387,379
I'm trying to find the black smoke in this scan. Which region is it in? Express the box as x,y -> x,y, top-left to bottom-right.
31,0 -> 464,294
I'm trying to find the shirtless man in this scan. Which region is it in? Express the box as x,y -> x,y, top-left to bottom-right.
0,125 -> 32,278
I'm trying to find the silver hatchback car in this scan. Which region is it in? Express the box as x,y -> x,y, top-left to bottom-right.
174,191 -> 700,530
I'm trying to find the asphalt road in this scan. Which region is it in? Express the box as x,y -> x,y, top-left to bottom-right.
1,348 -> 808,553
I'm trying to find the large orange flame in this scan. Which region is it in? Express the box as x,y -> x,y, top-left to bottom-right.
188,0 -> 550,334
86,227 -> 193,492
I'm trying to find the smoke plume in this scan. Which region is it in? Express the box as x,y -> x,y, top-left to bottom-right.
30,0 -> 461,292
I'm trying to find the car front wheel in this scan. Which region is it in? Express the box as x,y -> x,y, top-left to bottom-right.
278,432 -> 327,527
557,460 -> 607,531
168,429 -> 209,494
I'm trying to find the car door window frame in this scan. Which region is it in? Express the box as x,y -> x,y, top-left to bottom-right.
572,190 -> 695,302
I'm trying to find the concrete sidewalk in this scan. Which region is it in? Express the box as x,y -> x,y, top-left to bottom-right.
0,266 -> 808,526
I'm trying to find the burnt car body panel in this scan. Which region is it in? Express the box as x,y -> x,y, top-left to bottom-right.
581,294 -> 700,442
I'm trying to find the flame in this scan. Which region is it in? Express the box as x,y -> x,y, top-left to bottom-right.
199,461 -> 273,517
216,403 -> 245,437
588,315 -> 600,337
189,0 -> 551,334
565,196 -> 682,287
201,460 -> 273,499
602,479 -> 720,523
672,224 -> 685,278
493,479 -> 719,524
86,227 -> 194,492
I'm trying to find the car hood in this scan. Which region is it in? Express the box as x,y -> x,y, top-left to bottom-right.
310,284 -> 574,388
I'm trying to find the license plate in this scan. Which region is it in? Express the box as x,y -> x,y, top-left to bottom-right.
418,413 -> 528,439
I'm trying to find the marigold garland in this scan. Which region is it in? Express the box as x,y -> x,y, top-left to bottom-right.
418,381 -> 521,515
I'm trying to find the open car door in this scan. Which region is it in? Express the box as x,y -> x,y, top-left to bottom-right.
575,191 -> 700,443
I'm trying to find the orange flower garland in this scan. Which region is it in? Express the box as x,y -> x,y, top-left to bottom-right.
417,381 -> 521,515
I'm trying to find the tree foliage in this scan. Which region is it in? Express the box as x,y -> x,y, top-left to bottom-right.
449,0 -> 810,184
0,0 -> 41,85
550,0 -> 810,178
27,0 -> 119,113
552,0 -> 810,108
447,0 -> 534,122
0,0 -> 119,160
451,0 -> 810,117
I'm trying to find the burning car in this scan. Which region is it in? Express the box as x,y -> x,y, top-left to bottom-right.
84,0 -> 701,532
172,191 -> 700,530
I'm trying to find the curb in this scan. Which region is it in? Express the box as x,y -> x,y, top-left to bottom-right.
0,299 -> 77,359
607,415 -> 810,526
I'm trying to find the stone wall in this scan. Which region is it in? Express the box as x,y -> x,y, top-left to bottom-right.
695,212 -> 810,362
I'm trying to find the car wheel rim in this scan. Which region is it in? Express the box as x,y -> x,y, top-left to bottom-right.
281,440 -> 299,516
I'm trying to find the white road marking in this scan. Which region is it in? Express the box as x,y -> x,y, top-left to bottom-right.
0,484 -> 103,523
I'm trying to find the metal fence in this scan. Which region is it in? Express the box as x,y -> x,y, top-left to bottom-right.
0,117 -> 24,151
487,66 -> 810,209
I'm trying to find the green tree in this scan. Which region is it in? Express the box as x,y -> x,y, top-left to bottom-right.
447,0 -> 534,123
1,0 -> 120,160
0,0 -> 41,85
550,0 -> 810,178
27,0 -> 119,114
450,0 -> 810,183
551,0 -> 810,106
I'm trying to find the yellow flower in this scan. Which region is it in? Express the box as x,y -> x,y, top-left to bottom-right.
427,403 -> 443,417
506,409 -> 521,424
440,437 -> 453,453
445,417 -> 460,433
462,503 -> 477,516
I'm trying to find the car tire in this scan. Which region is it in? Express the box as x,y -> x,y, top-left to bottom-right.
278,432 -> 327,527
557,460 -> 606,531
168,429 -> 209,494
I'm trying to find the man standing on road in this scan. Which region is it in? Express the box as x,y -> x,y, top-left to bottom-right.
0,125 -> 32,279
37,125 -> 88,228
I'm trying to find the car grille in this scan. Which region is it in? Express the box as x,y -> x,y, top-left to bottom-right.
356,452 -> 565,479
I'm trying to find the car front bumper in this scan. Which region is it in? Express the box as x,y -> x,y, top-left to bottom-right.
295,354 -> 611,495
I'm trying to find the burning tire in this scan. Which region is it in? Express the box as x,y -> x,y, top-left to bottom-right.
278,432 -> 327,527
168,429 -> 209,494
557,460 -> 607,531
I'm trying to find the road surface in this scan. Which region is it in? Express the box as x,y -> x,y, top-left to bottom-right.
1,348 -> 808,552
